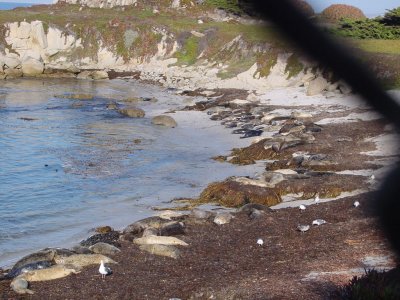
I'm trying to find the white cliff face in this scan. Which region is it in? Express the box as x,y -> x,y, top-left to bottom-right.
0,21 -> 314,92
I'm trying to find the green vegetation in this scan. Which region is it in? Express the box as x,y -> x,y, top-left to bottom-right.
336,268 -> 400,300
285,53 -> 304,79
334,7 -> 400,39
204,0 -> 242,15
217,57 -> 256,79
256,51 -> 278,78
174,36 -> 200,65
355,40 -> 400,55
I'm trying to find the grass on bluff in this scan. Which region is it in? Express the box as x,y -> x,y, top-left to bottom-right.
355,39 -> 400,55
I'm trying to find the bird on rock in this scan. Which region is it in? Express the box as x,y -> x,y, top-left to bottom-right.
99,260 -> 112,279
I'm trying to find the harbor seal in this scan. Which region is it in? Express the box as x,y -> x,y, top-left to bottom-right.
16,264 -> 80,282
10,278 -> 34,294
89,243 -> 121,256
5,261 -> 53,279
133,235 -> 188,246
55,254 -> 117,268
139,244 -> 180,259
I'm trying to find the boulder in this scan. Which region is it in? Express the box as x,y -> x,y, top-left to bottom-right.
92,70 -> 109,80
4,56 -> 21,69
4,68 -> 23,78
21,57 -> 44,76
213,212 -> 234,225
89,242 -> 121,256
118,108 -> 145,118
139,244 -> 180,259
306,76 -> 328,96
151,115 -> 177,128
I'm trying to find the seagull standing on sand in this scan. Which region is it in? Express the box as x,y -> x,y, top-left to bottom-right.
353,201 -> 360,208
257,238 -> 264,246
299,204 -> 306,211
314,194 -> 320,203
99,260 -> 112,279
297,224 -> 310,233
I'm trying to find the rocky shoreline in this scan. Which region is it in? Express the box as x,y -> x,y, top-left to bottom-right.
1,82 -> 399,298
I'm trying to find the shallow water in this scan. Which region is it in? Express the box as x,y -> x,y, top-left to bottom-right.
0,78 -> 263,267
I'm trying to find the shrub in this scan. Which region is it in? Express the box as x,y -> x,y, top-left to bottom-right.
381,7 -> 400,26
335,268 -> 400,300
322,4 -> 366,22
335,18 -> 400,39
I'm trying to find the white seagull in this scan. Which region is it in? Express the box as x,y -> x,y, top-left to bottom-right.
297,224 -> 310,233
99,260 -> 112,279
299,204 -> 306,211
257,238 -> 264,246
312,219 -> 327,226
353,201 -> 360,208
314,194 -> 320,203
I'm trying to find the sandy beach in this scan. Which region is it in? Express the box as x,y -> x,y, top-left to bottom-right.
1,84 -> 399,298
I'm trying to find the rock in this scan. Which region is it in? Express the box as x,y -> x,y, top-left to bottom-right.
171,0 -> 180,8
10,278 -> 33,294
89,242 -> 121,256
306,76 -> 328,96
80,231 -> 120,247
91,70 -> 109,80
106,102 -> 118,110
95,226 -> 113,234
76,71 -> 93,79
213,212 -> 234,225
139,244 -> 180,259
339,81 -> 352,94
17,265 -> 80,282
4,57 -> 21,69
133,235 -> 188,246
21,57 -> 44,76
118,108 -> 145,118
151,115 -> 177,128
54,254 -> 117,268
4,68 -> 23,79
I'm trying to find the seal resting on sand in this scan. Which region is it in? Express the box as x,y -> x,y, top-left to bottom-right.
54,254 -> 117,268
10,278 -> 34,294
16,264 -> 80,282
133,235 -> 188,246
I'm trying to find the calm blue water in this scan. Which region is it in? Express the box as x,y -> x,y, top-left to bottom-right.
0,2 -> 33,10
0,78 -> 262,267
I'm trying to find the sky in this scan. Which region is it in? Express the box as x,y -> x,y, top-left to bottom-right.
0,0 -> 398,16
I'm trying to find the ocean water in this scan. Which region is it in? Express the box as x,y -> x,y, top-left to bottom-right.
0,78 -> 263,267
0,2 -> 33,10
